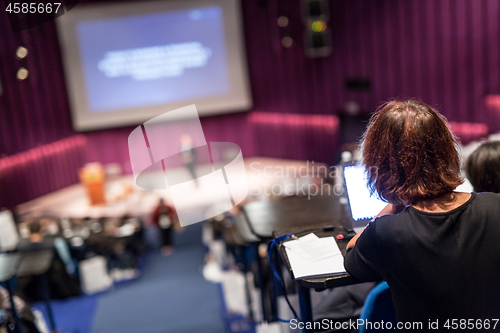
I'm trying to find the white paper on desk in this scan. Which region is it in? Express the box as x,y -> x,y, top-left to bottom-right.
284,237 -> 346,279
283,233 -> 338,263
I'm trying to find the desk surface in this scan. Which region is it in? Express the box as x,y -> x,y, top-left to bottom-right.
241,194 -> 364,290
241,194 -> 353,240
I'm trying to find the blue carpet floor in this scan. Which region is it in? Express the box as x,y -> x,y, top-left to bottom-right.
33,294 -> 100,333
91,223 -> 224,333
34,224 -> 225,333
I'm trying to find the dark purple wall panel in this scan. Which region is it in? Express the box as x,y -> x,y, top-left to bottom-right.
0,0 -> 499,206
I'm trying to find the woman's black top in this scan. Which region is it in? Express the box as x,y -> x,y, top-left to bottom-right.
345,192 -> 500,328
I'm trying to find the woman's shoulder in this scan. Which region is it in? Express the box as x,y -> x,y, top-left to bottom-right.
367,212 -> 409,236
373,207 -> 411,224
369,205 -> 432,240
370,192 -> 500,228
473,191 -> 500,201
470,192 -> 500,211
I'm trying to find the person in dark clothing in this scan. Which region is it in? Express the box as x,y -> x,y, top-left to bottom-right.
313,283 -> 376,326
344,100 -> 500,331
17,220 -> 53,253
466,140 -> 500,193
122,215 -> 147,256
152,198 -> 178,255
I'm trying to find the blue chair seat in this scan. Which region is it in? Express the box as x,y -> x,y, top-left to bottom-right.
358,282 -> 397,333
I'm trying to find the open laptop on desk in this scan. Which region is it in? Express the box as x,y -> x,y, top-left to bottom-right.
343,163 -> 388,233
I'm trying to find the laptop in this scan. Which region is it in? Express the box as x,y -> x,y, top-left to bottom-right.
342,163 -> 388,233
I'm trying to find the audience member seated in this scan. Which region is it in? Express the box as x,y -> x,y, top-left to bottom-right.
313,283 -> 376,327
109,217 -> 137,268
16,220 -> 81,303
121,215 -> 147,257
39,217 -> 60,239
466,141 -> 500,193
65,218 -> 92,262
345,100 -> 500,325
82,216 -> 143,280
17,220 -> 52,252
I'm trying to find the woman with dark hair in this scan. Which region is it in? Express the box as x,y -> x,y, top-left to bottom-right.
344,100 -> 500,329
466,141 -> 500,193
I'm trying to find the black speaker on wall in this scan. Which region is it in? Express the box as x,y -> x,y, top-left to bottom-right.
302,0 -> 331,58
344,78 -> 372,91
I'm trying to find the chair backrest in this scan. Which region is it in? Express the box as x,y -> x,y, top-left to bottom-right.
359,282 -> 397,333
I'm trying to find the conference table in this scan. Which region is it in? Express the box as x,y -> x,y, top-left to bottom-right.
240,193 -> 365,332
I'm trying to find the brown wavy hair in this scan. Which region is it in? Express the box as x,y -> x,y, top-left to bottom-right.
360,99 -> 463,205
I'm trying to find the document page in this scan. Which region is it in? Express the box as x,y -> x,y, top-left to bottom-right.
283,233 -> 346,279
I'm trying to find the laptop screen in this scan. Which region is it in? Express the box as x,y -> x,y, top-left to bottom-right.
343,164 -> 388,221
